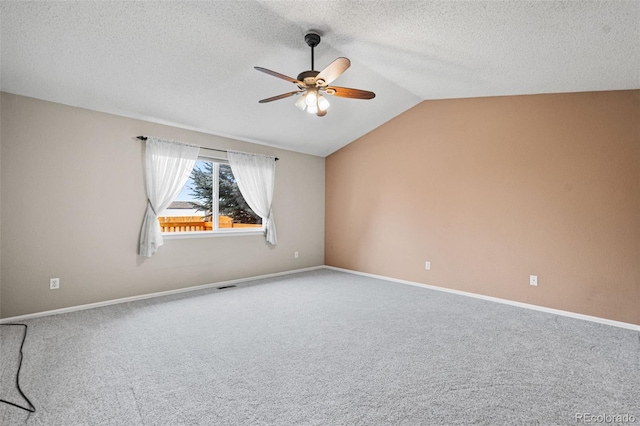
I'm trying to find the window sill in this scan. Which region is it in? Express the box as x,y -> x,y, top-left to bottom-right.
162,229 -> 264,239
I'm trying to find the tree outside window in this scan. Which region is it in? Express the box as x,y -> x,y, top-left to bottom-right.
158,159 -> 262,233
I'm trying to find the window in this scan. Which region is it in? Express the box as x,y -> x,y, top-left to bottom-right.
158,158 -> 263,234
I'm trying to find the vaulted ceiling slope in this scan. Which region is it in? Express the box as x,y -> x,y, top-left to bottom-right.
1,1 -> 638,157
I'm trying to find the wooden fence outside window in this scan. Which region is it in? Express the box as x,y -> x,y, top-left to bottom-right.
158,216 -> 261,233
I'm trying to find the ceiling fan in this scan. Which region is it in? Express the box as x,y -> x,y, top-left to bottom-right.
255,32 -> 375,117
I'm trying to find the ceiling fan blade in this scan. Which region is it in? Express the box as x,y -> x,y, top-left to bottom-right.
258,91 -> 303,103
325,86 -> 376,100
316,57 -> 350,86
254,67 -> 302,85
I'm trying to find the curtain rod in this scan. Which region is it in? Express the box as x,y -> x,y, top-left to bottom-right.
136,136 -> 278,161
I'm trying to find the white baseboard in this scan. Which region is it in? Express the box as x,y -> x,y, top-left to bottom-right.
0,266 -> 324,323
323,266 -> 640,332
4,265 -> 637,331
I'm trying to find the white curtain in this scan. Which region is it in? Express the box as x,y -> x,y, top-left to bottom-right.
227,150 -> 277,245
139,137 -> 199,257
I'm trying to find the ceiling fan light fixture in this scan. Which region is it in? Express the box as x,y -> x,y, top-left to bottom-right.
305,89 -> 318,106
317,94 -> 330,112
294,89 -> 330,115
295,94 -> 307,111
307,103 -> 318,114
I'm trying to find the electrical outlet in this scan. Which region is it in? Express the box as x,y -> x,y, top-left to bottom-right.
50,278 -> 60,290
425,261 -> 431,270
294,251 -> 299,259
529,275 -> 538,286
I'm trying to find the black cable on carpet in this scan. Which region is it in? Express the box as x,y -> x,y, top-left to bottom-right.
0,323 -> 36,413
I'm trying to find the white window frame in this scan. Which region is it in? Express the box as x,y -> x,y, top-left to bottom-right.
161,155 -> 265,239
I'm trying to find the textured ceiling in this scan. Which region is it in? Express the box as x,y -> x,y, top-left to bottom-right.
1,1 -> 638,157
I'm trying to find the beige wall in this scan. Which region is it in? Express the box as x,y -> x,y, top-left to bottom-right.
0,96 -> 2,317
326,90 -> 640,325
0,93 -> 325,318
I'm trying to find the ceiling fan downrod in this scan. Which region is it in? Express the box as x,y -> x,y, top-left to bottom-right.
305,32 -> 321,71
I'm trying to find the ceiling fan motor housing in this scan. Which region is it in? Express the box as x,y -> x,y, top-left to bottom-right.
297,70 -> 321,86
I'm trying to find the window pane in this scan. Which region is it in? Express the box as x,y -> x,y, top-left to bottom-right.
218,164 -> 262,229
158,160 -> 213,233
157,160 -> 262,233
